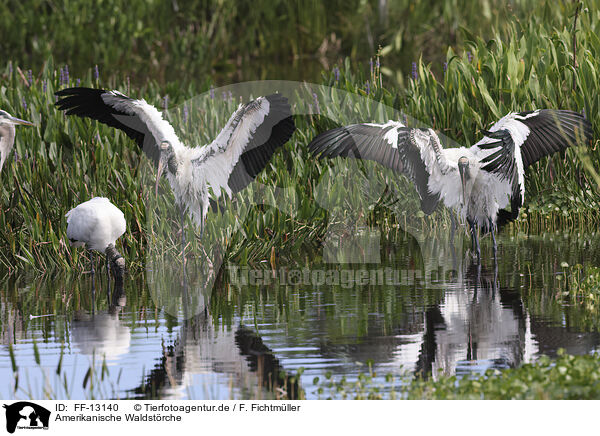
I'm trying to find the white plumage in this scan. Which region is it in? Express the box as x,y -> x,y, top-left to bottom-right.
66,197 -> 126,251
0,109 -> 34,172
66,197 -> 127,285
309,109 -> 592,260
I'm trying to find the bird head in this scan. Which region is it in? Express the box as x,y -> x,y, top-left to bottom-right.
0,110 -> 34,127
156,140 -> 175,195
458,156 -> 470,205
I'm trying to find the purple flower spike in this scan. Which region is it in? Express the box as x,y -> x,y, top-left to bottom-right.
369,58 -> 373,75
64,65 -> 69,84
443,62 -> 448,72
8,62 -> 13,75
365,81 -> 370,95
94,65 -> 99,80
27,70 -> 33,86
222,91 -> 227,101
209,85 -> 215,99
42,80 -> 47,93
76,78 -> 81,86
333,66 -> 340,82
312,93 -> 320,114
163,95 -> 169,110
22,97 -> 27,110
467,51 -> 472,62
412,62 -> 417,80
228,91 -> 233,101
183,103 -> 189,124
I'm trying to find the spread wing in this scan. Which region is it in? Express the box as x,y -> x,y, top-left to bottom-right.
55,87 -> 181,165
308,122 -> 443,214
193,93 -> 295,196
475,109 -> 593,227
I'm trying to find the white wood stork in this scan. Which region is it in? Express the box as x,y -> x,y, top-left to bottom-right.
0,110 -> 34,172
309,109 -> 593,260
55,87 -> 295,260
66,197 -> 127,287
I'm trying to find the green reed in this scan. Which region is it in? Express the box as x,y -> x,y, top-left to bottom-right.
0,0 -> 570,86
0,0 -> 599,273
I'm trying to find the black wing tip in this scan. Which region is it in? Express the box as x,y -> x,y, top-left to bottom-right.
307,126 -> 347,156
54,86 -> 107,97
421,195 -> 440,215
496,209 -> 519,230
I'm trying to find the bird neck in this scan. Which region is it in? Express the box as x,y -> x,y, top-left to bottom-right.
0,124 -> 15,171
105,243 -> 126,285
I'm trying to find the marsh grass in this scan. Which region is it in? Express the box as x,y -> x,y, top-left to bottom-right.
0,0 -> 599,273
0,0 -> 570,86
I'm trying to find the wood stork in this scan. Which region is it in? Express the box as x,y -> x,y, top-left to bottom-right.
66,197 -> 126,287
55,87 -> 295,260
309,109 -> 593,260
0,110 -> 34,172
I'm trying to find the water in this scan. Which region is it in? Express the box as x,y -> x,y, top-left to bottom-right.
1,231 -> 600,399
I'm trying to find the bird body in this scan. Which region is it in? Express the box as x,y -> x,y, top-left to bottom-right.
66,197 -> 126,251
309,109 -> 592,258
0,110 -> 34,172
55,88 -> 296,239
66,197 -> 126,283
428,145 -> 511,229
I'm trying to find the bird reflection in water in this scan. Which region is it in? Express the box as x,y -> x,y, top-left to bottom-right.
137,266 -> 300,399
71,281 -> 129,365
416,258 -> 528,379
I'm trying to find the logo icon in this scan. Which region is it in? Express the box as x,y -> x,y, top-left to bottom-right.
3,402 -> 50,434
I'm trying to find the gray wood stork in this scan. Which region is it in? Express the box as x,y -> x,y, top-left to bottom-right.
55,87 -> 295,261
66,197 -> 126,288
0,110 -> 34,172
309,109 -> 593,260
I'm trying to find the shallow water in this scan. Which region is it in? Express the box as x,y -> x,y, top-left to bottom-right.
1,230 -> 600,399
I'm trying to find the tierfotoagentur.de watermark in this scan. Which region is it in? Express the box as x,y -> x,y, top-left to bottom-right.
226,265 -> 460,289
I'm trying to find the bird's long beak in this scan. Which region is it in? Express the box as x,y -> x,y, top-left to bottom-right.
9,116 -> 34,126
155,159 -> 165,196
458,165 -> 467,205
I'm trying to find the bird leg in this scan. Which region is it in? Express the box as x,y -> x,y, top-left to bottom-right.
467,218 -> 481,262
180,206 -> 186,266
199,207 -> 205,240
450,213 -> 457,245
105,254 -> 112,300
89,251 -> 95,275
488,218 -> 498,259
105,244 -> 126,288
178,206 -> 190,290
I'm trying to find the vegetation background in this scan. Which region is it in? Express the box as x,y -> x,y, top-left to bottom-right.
0,0 -> 598,272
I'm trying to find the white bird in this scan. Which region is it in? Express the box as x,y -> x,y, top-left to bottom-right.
66,197 -> 127,286
0,110 -> 34,172
55,87 -> 295,260
309,109 -> 593,260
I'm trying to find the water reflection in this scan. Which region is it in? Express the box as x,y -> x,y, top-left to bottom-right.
132,311 -> 299,400
71,285 -> 129,364
419,262 -> 530,378
1,233 -> 600,399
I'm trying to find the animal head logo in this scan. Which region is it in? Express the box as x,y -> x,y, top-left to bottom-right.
3,402 -> 50,434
